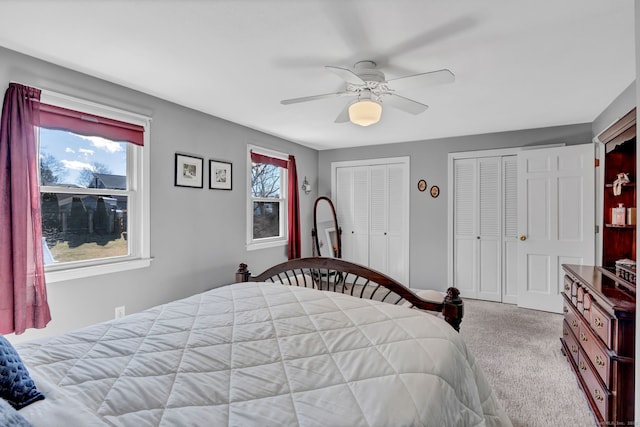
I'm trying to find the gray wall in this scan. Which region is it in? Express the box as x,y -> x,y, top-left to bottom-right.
593,81 -> 636,137
1,46 -> 318,342
318,123 -> 593,290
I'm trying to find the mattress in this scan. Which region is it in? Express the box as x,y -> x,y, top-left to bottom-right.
17,282 -> 511,426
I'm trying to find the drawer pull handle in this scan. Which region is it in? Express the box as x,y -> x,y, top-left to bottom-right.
564,284 -> 570,291
571,345 -> 578,353
594,317 -> 603,328
595,355 -> 605,367
563,307 -> 568,313
579,361 -> 587,371
580,332 -> 587,342
594,389 -> 604,401
572,320 -> 578,328
563,330 -> 568,337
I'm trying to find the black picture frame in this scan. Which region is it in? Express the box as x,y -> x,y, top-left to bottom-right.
209,160 -> 232,190
175,153 -> 204,188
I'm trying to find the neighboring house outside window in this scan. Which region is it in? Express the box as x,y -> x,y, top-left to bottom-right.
38,91 -> 151,282
247,146 -> 288,250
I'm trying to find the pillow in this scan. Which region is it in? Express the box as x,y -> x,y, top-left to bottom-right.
0,398 -> 33,426
0,335 -> 44,410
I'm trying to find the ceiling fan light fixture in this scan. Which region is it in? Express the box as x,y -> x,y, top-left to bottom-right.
348,99 -> 382,127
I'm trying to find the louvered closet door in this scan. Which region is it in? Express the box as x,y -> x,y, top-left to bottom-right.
453,158 -> 478,297
386,164 -> 407,284
502,156 -> 518,304
453,157 -> 502,301
335,167 -> 354,260
369,166 -> 388,274
336,166 -> 369,265
477,157 -> 501,302
367,164 -> 407,284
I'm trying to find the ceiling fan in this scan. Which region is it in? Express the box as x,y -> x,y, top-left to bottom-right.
280,60 -> 455,126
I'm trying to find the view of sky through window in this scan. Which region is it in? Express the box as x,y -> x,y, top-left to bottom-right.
39,128 -> 126,187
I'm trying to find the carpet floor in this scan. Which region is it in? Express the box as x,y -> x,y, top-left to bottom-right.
459,298 -> 598,427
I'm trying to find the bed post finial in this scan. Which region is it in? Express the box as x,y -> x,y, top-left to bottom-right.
443,287 -> 464,332
236,263 -> 251,282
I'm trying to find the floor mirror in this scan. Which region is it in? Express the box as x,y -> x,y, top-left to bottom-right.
312,196 -> 342,258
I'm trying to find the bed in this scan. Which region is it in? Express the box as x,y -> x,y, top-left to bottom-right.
4,257 -> 511,427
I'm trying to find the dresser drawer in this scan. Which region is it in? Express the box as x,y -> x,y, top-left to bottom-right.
578,348 -> 610,421
590,303 -> 613,349
563,275 -> 574,299
579,322 -> 611,385
577,285 -> 586,312
582,292 -> 592,323
563,320 -> 580,365
563,297 -> 580,337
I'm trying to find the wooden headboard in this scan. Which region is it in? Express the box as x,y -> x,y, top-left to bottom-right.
236,257 -> 464,331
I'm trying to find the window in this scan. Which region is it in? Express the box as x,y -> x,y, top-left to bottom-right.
247,146 -> 288,249
38,92 -> 150,282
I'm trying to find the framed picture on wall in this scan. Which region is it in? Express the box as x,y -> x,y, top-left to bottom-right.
175,153 -> 204,188
209,160 -> 232,190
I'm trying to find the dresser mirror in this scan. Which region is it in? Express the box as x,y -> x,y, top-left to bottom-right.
313,196 -> 342,258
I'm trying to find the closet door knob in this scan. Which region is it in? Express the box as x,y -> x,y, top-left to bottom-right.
519,235 -> 527,241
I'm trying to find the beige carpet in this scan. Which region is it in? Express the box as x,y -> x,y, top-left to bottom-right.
459,298 -> 598,427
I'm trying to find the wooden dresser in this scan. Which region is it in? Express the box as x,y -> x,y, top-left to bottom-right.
561,264 -> 635,424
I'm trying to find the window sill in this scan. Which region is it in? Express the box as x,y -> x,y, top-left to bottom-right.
246,239 -> 287,251
45,258 -> 153,283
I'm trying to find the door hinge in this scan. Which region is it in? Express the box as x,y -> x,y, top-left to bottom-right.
595,158 -> 600,167
595,225 -> 600,234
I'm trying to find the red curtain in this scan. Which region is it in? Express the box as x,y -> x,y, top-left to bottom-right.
250,151 -> 301,259
287,155 -> 301,259
0,83 -> 52,334
39,103 -> 144,146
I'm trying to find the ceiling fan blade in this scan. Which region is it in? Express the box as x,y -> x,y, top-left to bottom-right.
325,66 -> 365,85
384,94 -> 429,115
334,102 -> 352,123
281,92 -> 347,105
388,69 -> 455,91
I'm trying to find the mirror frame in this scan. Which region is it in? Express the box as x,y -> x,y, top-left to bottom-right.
313,196 -> 342,258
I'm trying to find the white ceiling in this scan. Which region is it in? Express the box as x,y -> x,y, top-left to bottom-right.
0,1 -> 635,150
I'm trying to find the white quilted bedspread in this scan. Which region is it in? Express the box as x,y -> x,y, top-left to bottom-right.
18,282 -> 511,427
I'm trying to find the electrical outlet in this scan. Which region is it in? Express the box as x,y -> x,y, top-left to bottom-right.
114,306 -> 125,319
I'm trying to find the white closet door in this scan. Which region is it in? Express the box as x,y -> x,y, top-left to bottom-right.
369,166 -> 388,274
335,167 -> 354,260
453,158 -> 478,298
477,157 -> 501,302
387,164 -> 408,284
333,158 -> 409,285
351,167 -> 370,266
502,156 -> 519,304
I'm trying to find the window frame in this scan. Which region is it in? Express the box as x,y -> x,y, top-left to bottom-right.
39,91 -> 151,283
246,145 -> 288,250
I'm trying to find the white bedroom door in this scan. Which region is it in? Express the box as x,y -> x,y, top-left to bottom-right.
516,144 -> 595,313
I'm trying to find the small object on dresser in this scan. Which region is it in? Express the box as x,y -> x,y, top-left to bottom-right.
612,172 -> 631,196
627,207 -> 636,225
611,203 -> 626,225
